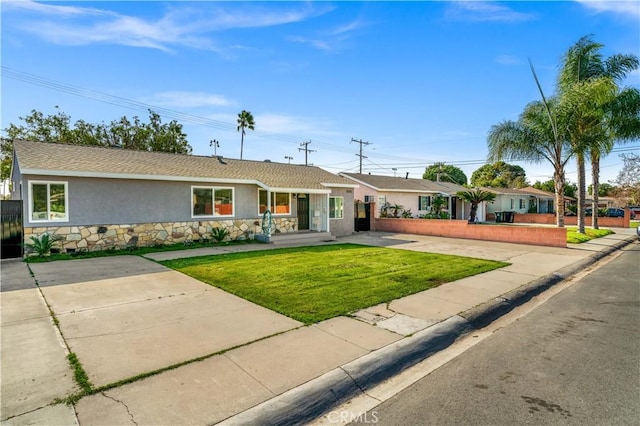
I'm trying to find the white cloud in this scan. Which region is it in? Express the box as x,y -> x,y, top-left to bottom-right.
495,54 -> 522,65
446,1 -> 536,22
575,0 -> 640,18
138,92 -> 233,108
3,1 -> 330,52
289,18 -> 367,52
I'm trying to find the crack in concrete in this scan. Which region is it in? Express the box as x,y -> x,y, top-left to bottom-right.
101,392 -> 138,426
338,366 -> 381,403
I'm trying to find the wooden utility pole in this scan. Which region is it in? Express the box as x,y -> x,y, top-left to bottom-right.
351,138 -> 371,174
298,141 -> 315,166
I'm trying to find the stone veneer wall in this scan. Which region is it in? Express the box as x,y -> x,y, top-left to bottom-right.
24,218 -> 298,253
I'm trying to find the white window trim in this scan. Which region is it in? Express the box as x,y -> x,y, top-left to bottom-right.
191,186 -> 235,218
418,195 -> 432,211
28,180 -> 69,223
258,189 -> 292,216
329,196 -> 344,219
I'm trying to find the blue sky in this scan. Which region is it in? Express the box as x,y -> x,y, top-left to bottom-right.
2,1 -> 639,186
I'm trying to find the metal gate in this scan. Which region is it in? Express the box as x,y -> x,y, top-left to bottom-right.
354,202 -> 371,232
1,200 -> 23,259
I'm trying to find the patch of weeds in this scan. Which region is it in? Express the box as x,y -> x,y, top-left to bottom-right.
67,352 -> 93,394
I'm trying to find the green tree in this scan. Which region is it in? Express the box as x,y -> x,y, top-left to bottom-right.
423,162 -> 467,185
1,108 -> 192,180
533,179 -> 577,198
488,97 -> 572,227
557,35 -> 640,230
456,189 -> 496,223
236,110 -> 255,160
587,182 -> 614,197
470,161 -> 528,188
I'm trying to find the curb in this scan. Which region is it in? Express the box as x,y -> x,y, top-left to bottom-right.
218,236 -> 637,426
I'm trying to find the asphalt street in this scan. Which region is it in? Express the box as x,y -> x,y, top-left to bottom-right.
353,241 -> 640,426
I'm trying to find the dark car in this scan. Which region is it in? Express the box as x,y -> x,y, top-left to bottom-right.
583,208 -> 636,219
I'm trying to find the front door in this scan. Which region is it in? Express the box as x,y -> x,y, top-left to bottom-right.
451,197 -> 457,219
297,194 -> 309,230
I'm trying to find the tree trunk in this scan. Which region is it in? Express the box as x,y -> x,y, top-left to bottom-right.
591,151 -> 600,229
470,203 -> 478,223
554,168 -> 565,228
576,152 -> 586,234
240,130 -> 244,160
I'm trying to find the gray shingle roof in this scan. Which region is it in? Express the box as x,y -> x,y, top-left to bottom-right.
340,173 -> 467,195
13,140 -> 355,192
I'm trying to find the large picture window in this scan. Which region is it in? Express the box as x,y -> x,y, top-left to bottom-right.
192,186 -> 234,217
329,196 -> 344,219
30,181 -> 68,222
259,190 -> 291,215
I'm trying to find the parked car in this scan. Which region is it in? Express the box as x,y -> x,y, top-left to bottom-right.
583,208 -> 636,219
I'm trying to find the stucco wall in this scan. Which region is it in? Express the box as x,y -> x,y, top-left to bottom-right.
19,175 -> 272,227
328,187 -> 355,237
372,218 -> 567,248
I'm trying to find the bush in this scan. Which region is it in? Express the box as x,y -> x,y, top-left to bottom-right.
211,227 -> 230,243
25,233 -> 61,257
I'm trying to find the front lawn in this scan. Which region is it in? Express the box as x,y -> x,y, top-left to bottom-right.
161,244 -> 509,324
566,227 -> 614,244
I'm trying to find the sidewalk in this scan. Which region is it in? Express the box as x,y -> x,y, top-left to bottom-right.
1,229 -> 637,425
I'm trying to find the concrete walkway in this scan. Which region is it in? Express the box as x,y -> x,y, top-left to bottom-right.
1,228 -> 636,425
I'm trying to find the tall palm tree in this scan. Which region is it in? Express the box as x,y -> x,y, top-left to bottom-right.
557,35 -> 640,231
236,110 -> 255,160
456,189 -> 496,223
488,99 -> 572,227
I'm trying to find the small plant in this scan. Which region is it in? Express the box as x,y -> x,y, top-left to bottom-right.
211,227 -> 230,243
25,233 -> 61,256
401,208 -> 413,218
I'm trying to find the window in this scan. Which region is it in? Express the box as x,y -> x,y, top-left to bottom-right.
329,196 -> 344,219
192,186 -> 234,217
378,195 -> 386,206
364,195 -> 375,203
259,190 -> 291,215
519,199 -> 526,209
510,199 -> 514,209
30,181 -> 68,222
418,195 -> 432,211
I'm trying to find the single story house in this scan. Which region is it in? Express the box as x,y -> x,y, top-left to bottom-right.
482,187 -> 534,216
10,140 -> 357,252
482,186 -> 574,217
339,173 -> 470,220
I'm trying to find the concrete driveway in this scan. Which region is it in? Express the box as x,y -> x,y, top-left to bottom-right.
25,256 -> 302,387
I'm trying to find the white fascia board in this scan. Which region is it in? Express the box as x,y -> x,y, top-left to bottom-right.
20,169 -> 270,189
270,187 -> 331,195
321,182 -> 359,189
339,175 -> 380,190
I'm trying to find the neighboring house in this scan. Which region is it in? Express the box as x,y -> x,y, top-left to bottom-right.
339,173 -> 469,220
10,140 -> 356,252
483,186 -> 573,215
518,187 -> 557,213
482,187 -> 533,215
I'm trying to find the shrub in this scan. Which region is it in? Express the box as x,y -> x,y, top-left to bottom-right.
25,233 -> 61,257
211,227 -> 230,243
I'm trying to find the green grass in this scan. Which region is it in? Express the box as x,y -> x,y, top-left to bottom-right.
566,227 -> 614,244
630,220 -> 639,229
161,244 -> 509,324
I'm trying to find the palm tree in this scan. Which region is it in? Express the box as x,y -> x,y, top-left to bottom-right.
557,35 -> 640,231
488,99 -> 572,227
456,189 -> 496,223
236,110 -> 255,160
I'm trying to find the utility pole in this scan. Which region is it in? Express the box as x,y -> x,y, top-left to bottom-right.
210,139 -> 220,156
392,168 -> 397,177
284,155 -> 293,164
351,138 -> 371,174
298,141 -> 315,166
